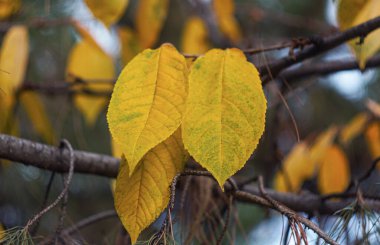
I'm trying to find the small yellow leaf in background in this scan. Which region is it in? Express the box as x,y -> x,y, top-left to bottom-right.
339,113 -> 369,145
0,25 -> 28,135
213,0 -> 242,43
84,0 -> 129,27
66,40 -> 115,126
107,43 -> 188,175
366,99 -> 380,118
0,223 -> 4,241
0,25 -> 29,96
318,145 -> 350,194
274,142 -> 312,192
337,0 -> 380,68
181,16 -> 210,55
118,27 -> 142,66
365,122 -> 380,162
0,0 -> 21,20
310,126 -> 338,165
182,48 -> 266,187
115,129 -> 187,244
0,95 -> 15,133
136,0 -> 169,48
19,91 -> 56,144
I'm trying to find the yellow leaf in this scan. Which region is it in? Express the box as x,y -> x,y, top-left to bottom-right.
0,0 -> 20,20
107,43 -> 188,174
136,0 -> 169,48
366,99 -> 380,118
111,138 -> 123,158
337,0 -> 380,68
0,94 -> 14,132
274,142 -> 312,192
84,0 -> 129,27
318,145 -> 350,194
365,122 -> 380,161
213,0 -> 242,43
19,91 -> 56,144
115,129 -> 187,244
310,126 -> 338,165
181,17 -> 210,55
0,223 -> 4,241
339,113 -> 369,145
182,48 -> 266,187
66,40 -> 115,126
118,27 -> 143,66
0,25 -> 29,96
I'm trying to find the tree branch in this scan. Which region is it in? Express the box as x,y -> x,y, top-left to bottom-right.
0,134 -> 118,177
259,16 -> 380,81
278,54 -> 380,82
1,133 -> 380,216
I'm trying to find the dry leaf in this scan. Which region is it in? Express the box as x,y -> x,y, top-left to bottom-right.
318,145 -> 350,194
66,40 -> 115,125
19,91 -> 56,144
274,142 -> 312,192
118,26 -> 142,66
365,122 -> 380,162
181,16 -> 210,55
213,0 -> 242,43
0,0 -> 21,20
136,0 -> 169,48
337,0 -> 380,68
339,113 -> 369,145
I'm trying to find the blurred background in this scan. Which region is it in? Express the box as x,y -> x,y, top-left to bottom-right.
0,0 -> 379,244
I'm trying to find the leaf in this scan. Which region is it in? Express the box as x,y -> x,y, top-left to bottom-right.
310,126 -> 338,165
0,25 -> 29,96
365,122 -> 380,161
0,95 -> 15,133
0,0 -> 21,20
118,26 -> 143,66
84,0 -> 129,27
366,99 -> 380,118
0,223 -> 4,241
136,0 -> 169,48
111,139 -> 123,158
182,48 -> 266,187
181,16 -> 210,54
317,145 -> 350,194
66,40 -> 115,126
339,113 -> 369,145
213,0 -> 242,43
337,0 -> 380,68
107,43 -> 188,174
274,142 -> 312,192
115,129 -> 187,244
19,91 -> 56,144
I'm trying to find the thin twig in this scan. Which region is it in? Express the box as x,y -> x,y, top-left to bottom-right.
322,157 -> 380,201
24,139 -> 75,233
257,176 -> 338,245
30,172 -> 56,236
259,16 -> 380,81
216,195 -> 233,245
62,210 -> 117,235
